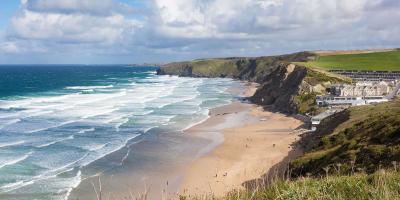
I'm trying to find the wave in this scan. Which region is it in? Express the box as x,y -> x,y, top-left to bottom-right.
35,135 -> 74,148
77,133 -> 141,168
0,140 -> 25,148
78,128 -> 95,134
0,152 -> 32,170
0,158 -> 82,193
114,118 -> 129,132
26,120 -> 76,134
87,143 -> 109,152
143,126 -> 157,133
0,72 -> 239,199
0,180 -> 35,192
0,119 -> 21,129
64,170 -> 82,200
65,85 -> 114,90
182,112 -> 210,131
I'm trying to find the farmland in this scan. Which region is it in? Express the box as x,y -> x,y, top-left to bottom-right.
296,50 -> 400,71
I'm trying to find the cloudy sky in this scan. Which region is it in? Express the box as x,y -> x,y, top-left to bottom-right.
0,0 -> 399,64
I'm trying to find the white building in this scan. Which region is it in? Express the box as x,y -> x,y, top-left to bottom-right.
331,81 -> 391,97
316,96 -> 365,107
363,96 -> 390,104
316,95 -> 388,107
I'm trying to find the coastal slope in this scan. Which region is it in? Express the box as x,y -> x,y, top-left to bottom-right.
157,52 -> 349,114
291,99 -> 400,177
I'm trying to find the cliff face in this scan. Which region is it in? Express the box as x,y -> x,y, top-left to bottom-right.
250,64 -> 307,113
157,52 -> 345,114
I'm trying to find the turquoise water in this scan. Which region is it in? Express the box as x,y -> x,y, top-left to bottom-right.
0,65 -> 240,199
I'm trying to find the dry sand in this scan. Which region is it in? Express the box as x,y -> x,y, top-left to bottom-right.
178,83 -> 304,197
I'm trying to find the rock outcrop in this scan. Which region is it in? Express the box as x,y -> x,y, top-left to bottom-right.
250,64 -> 307,113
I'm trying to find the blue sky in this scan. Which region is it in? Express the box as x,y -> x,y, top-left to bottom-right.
0,0 -> 19,29
0,0 -> 399,64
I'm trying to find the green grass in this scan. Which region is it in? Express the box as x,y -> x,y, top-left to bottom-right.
290,99 -> 400,177
296,50 -> 400,71
190,59 -> 240,76
182,170 -> 400,200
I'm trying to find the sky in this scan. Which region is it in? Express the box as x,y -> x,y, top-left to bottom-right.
0,0 -> 399,64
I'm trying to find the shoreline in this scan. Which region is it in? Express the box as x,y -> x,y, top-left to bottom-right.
69,81 -> 304,199
68,81 -> 253,200
178,83 -> 304,197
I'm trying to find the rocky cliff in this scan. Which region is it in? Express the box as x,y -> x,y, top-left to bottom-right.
157,52 -> 347,114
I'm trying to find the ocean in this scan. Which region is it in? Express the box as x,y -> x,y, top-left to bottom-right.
0,65 -> 241,199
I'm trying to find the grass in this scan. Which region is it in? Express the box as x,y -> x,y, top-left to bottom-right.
87,169 -> 400,200
295,50 -> 400,71
219,170 -> 400,200
190,59 -> 240,77
179,169 -> 400,200
290,99 -> 400,177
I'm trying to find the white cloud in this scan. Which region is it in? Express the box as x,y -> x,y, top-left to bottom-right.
5,0 -> 142,55
151,0 -> 369,38
11,10 -> 140,44
140,0 -> 399,56
0,42 -> 20,53
1,0 -> 400,63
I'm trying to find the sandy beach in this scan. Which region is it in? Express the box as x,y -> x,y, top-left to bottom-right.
179,83 -> 304,197
69,82 -> 305,200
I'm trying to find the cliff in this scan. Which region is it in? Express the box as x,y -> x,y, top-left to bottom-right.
157,52 -> 348,114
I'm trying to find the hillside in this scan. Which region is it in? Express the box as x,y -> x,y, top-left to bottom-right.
158,52 -> 313,81
291,99 -> 400,177
213,170 -> 400,200
296,50 -> 400,71
157,52 -> 349,114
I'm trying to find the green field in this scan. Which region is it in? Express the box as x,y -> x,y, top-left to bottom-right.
296,50 -> 400,71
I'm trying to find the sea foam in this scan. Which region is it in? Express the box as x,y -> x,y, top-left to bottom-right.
0,68 -> 239,199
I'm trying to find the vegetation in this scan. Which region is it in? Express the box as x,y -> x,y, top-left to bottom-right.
293,68 -> 349,115
295,50 -> 400,71
159,52 -> 314,82
190,59 -> 240,77
294,92 -> 323,115
216,170 -> 400,200
291,99 -> 400,177
303,68 -> 351,85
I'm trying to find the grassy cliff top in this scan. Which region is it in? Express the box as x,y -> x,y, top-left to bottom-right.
295,50 -> 400,71
159,52 -> 314,82
291,99 -> 400,177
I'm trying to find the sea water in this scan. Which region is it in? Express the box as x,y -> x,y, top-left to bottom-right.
0,65 -> 241,199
